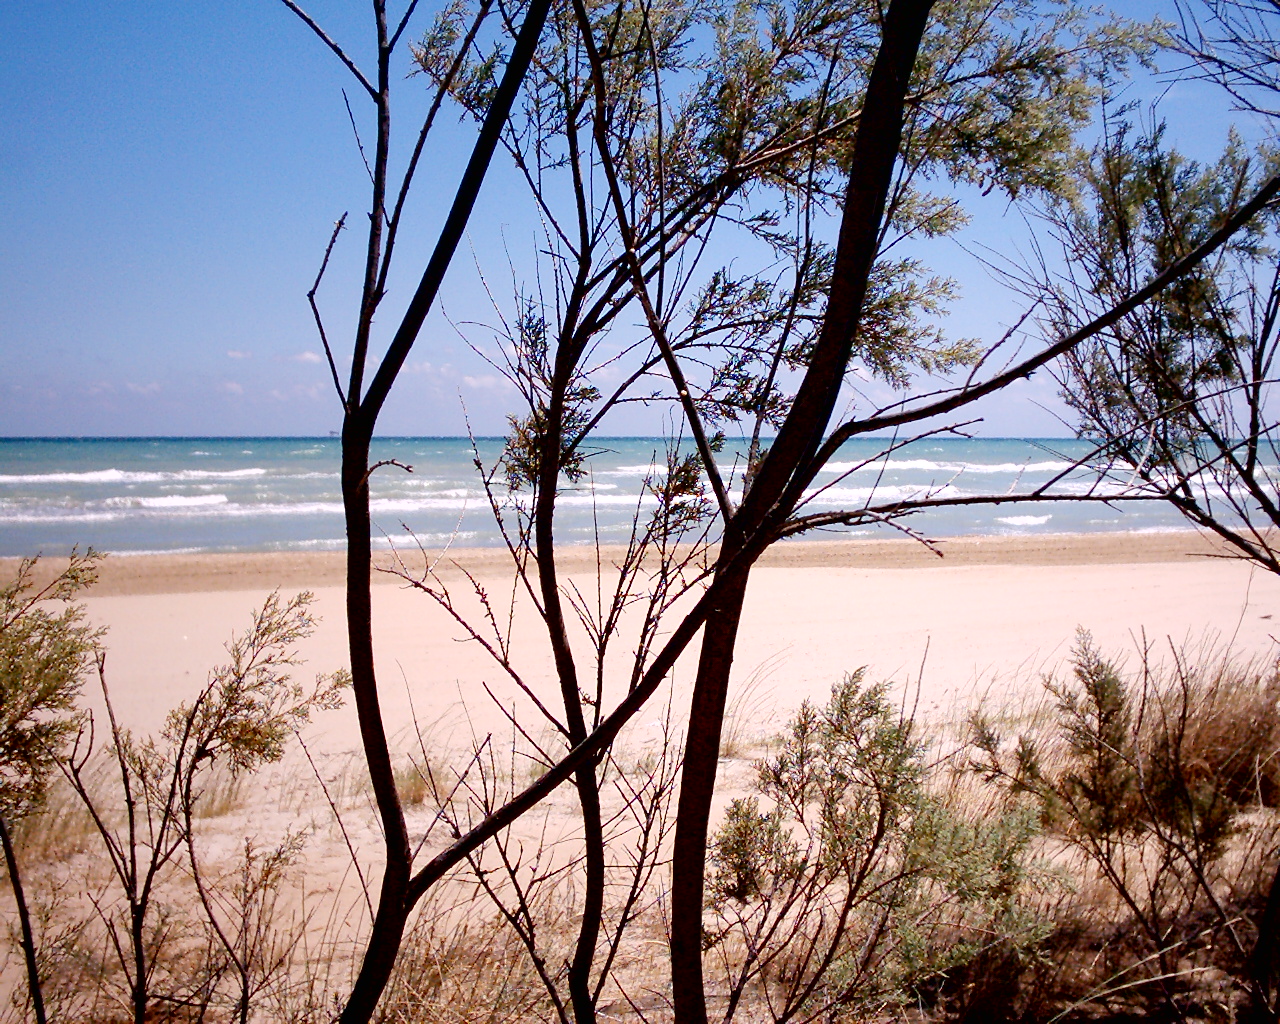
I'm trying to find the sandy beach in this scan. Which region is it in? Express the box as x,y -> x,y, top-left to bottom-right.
5,528 -> 1240,596
16,530 -> 1274,753
7,533 -> 1280,1018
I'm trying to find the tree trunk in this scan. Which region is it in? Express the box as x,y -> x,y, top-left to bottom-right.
666,3 -> 936,1020
1247,859 -> 1280,1023
339,422 -> 414,1024
0,814 -> 46,1024
132,903 -> 147,1024
670,563 -> 751,1024
535,361 -> 605,1024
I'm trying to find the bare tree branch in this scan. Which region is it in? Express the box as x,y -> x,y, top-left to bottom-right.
308,214 -> 350,408
278,0 -> 378,98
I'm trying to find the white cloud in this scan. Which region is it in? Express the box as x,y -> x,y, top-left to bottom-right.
405,360 -> 462,380
125,382 -> 161,395
293,351 -> 324,364
220,381 -> 244,395
269,383 -> 325,402
226,349 -> 251,359
462,374 -> 508,390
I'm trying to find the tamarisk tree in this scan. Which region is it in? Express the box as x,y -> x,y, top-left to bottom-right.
279,0 -> 1280,1020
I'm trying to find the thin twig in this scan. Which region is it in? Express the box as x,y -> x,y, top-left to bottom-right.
308,214 -> 350,407
277,0 -> 377,98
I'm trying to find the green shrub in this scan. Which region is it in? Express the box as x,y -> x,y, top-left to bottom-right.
0,550 -> 102,1024
706,671 -> 1051,1022
971,631 -> 1280,1020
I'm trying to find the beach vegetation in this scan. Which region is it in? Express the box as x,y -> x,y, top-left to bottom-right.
93,0 -> 1280,1019
0,551 -> 101,1024
4,603 -> 1280,1022
394,760 -> 431,808
971,632 -> 1280,1021
705,672 -> 1051,1023
28,591 -> 348,1024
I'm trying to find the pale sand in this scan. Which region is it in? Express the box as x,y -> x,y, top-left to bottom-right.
3,529 -> 1240,597
14,531 -> 1274,754
5,530 -> 1280,996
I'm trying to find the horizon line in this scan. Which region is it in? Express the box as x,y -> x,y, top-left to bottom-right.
0,433 -> 1080,443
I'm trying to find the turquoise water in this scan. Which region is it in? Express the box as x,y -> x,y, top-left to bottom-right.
0,436 -> 1194,556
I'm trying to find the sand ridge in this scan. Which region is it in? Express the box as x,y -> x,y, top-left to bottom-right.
1,529 -> 1236,597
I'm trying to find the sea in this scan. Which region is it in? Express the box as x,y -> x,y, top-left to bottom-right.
0,436 -> 1194,557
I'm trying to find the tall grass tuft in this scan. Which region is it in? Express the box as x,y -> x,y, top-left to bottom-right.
971,631 -> 1280,1021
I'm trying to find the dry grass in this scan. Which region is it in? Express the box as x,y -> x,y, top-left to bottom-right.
1152,642 -> 1280,809
718,653 -> 782,760
5,633 -> 1280,1024
376,901 -> 555,1024
11,775 -> 99,863
190,763 -> 247,819
958,633 -> 1280,1022
395,761 -> 431,808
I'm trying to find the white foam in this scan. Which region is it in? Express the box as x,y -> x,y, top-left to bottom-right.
996,515 -> 1052,526
371,497 -> 470,513
104,494 -> 230,509
555,493 -> 656,507
0,510 -> 129,524
370,531 -> 478,549
273,538 -> 349,550
821,459 -> 1075,475
800,483 -> 965,505
0,495 -> 496,524
595,463 -> 667,477
0,467 -> 270,484
0,500 -> 343,524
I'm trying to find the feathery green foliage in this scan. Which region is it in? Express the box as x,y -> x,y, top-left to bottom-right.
971,632 -> 1280,1019
973,630 -> 1280,855
707,672 -> 1050,1021
168,590 -> 349,780
0,551 -> 102,820
416,0 -> 1152,471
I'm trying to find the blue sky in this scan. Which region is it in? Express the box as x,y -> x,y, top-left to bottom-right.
0,1 -> 1264,437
